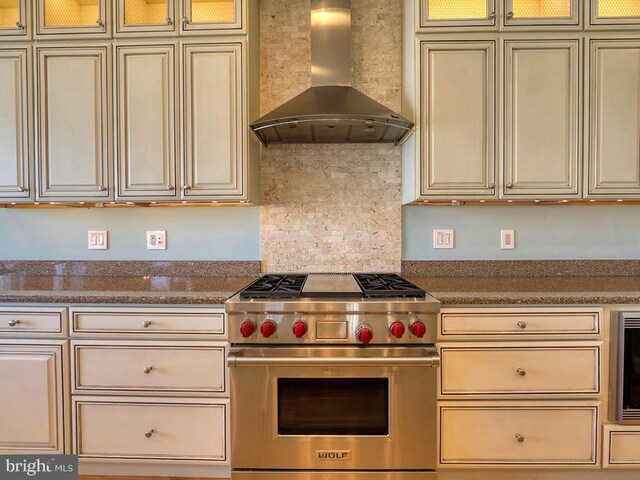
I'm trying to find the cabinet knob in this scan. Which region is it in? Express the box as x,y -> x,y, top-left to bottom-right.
18,187 -> 27,192
183,185 -> 191,191
96,18 -> 104,27
99,186 -> 107,192
516,321 -> 527,329
15,21 -> 24,29
142,320 -> 152,328
506,11 -> 514,20
488,11 -> 496,20
143,366 -> 153,374
144,429 -> 154,438
182,16 -> 189,28
8,319 -> 20,327
515,433 -> 525,443
516,368 -> 527,377
488,183 -> 495,189
166,17 -> 173,25
166,185 -> 174,191
506,183 -> 514,189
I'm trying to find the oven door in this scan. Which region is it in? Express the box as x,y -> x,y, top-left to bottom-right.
228,346 -> 439,471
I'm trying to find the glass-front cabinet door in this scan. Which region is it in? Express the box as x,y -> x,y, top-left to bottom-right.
590,0 -> 640,26
180,0 -> 241,33
116,0 -> 175,35
420,0 -> 497,29
0,0 -> 27,38
36,0 -> 107,36
504,0 -> 579,26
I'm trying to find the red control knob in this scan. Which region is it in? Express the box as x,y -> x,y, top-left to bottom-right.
240,321 -> 256,338
356,325 -> 374,345
389,321 -> 405,339
292,321 -> 308,338
410,321 -> 427,338
260,320 -> 277,338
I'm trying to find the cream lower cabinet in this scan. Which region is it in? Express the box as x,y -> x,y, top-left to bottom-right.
587,39 -> 640,198
418,40 -> 496,199
36,46 -> 112,201
438,307 -> 603,468
116,44 -> 178,200
0,47 -> 32,203
182,42 -> 244,200
503,39 -> 581,198
69,306 -> 229,467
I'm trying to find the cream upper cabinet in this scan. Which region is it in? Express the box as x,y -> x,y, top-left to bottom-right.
502,0 -> 580,27
419,41 -> 496,198
180,0 -> 242,33
589,0 -> 640,27
115,0 -> 176,35
0,0 -> 28,38
35,0 -> 108,37
587,40 -> 640,197
182,42 -> 244,199
0,343 -> 65,454
503,39 -> 581,198
37,46 -> 111,201
0,48 -> 32,202
116,44 -> 177,200
420,0 -> 497,29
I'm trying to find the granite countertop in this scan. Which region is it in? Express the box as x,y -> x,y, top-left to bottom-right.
0,275 -> 258,305
408,276 -> 640,305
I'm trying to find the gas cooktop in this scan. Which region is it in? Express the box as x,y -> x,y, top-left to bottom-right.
239,273 -> 426,300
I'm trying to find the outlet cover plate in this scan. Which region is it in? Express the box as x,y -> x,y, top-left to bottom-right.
434,229 -> 455,249
501,229 -> 515,250
147,231 -> 167,250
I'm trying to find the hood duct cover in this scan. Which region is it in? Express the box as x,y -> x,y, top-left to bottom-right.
250,0 -> 414,146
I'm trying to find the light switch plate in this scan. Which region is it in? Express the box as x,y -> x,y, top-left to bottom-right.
147,231 -> 167,250
433,229 -> 454,249
88,231 -> 108,250
501,229 -> 515,250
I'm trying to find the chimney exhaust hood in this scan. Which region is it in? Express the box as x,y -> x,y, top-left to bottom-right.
250,0 -> 414,146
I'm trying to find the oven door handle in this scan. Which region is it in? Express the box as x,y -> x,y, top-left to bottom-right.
227,352 -> 441,367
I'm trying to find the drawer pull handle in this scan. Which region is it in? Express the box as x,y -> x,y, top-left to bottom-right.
515,433 -> 525,443
144,429 -> 154,438
516,368 -> 527,377
516,321 -> 527,329
142,320 -> 152,328
8,319 -> 20,327
143,366 -> 153,374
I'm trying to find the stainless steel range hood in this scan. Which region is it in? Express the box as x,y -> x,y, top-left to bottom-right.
250,0 -> 414,146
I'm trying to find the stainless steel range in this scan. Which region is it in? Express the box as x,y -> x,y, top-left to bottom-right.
226,273 -> 440,480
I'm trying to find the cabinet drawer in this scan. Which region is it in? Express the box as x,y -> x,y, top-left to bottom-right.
440,343 -> 600,396
440,310 -> 600,338
72,342 -> 226,395
440,403 -> 598,466
0,309 -> 64,335
74,398 -> 227,461
71,308 -> 224,337
604,425 -> 640,467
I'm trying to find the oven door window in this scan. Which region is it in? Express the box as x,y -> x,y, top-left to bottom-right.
624,328 -> 640,409
278,378 -> 389,436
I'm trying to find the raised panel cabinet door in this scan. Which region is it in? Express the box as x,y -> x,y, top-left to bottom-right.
588,40 -> 640,197
420,0 -> 497,29
590,0 -> 640,27
503,0 -> 579,27
182,43 -> 243,198
37,46 -> 111,200
180,0 -> 242,34
116,45 -> 177,199
0,345 -> 64,453
503,39 -> 581,198
420,41 -> 496,198
0,48 -> 32,201
0,0 -> 28,38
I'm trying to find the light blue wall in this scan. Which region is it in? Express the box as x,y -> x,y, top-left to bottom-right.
403,205 -> 640,260
0,207 -> 261,260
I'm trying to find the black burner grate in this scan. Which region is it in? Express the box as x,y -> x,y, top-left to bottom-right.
239,274 -> 308,299
353,273 -> 425,299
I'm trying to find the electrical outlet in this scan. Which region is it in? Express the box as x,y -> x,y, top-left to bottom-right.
147,231 -> 167,250
433,229 -> 455,249
88,231 -> 108,250
501,229 -> 515,250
